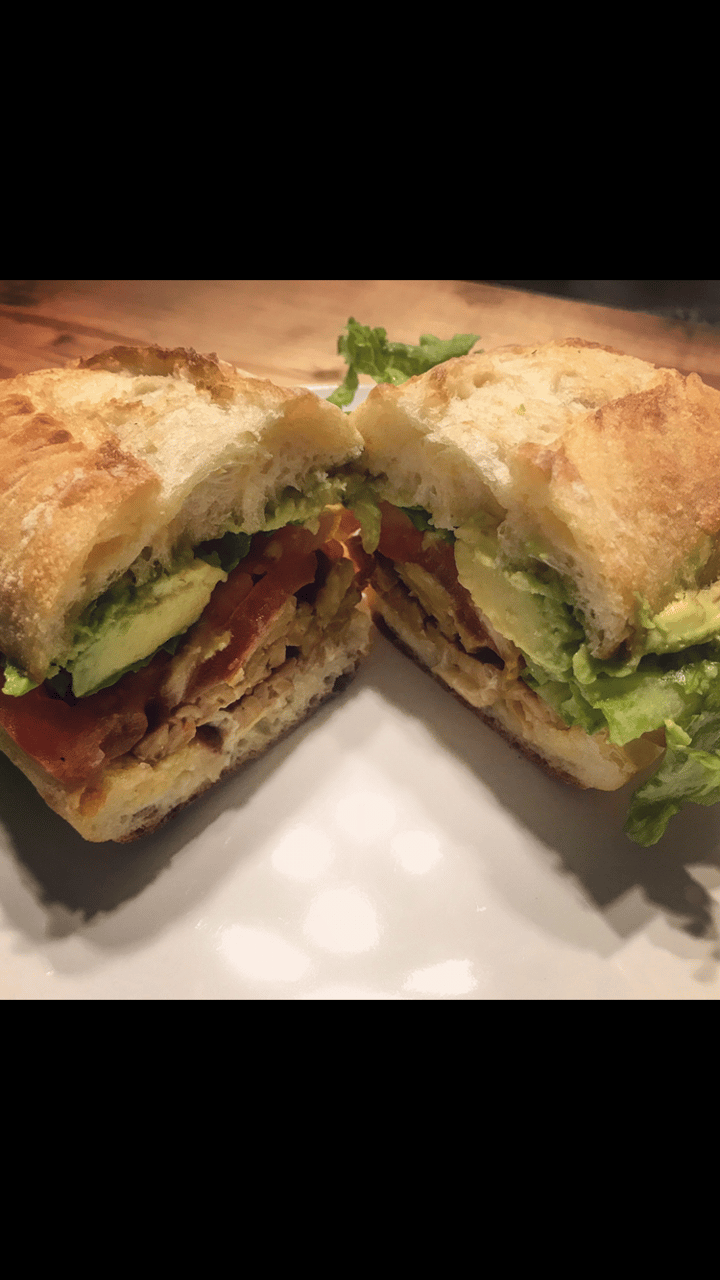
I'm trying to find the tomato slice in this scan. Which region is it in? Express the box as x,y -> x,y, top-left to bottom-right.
377,502 -> 458,590
0,655 -> 167,786
187,519 -> 345,698
186,547 -> 318,701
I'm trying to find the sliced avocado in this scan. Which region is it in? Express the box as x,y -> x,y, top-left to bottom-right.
66,558 -> 226,697
641,584 -> 720,654
453,523 -> 582,680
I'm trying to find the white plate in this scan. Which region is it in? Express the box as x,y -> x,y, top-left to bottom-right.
1,387 -> 720,1000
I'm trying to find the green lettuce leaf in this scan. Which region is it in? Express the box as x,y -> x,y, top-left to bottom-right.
327,318 -> 482,408
196,530 -> 252,574
399,507 -> 455,544
1,660 -> 39,696
520,673 -> 607,736
625,714 -> 720,845
521,640 -> 720,843
528,648 -> 720,744
342,475 -> 383,553
572,654 -> 720,746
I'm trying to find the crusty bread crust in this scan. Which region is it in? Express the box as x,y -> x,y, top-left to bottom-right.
0,346 -> 362,681
0,387 -> 161,683
351,339 -> 720,657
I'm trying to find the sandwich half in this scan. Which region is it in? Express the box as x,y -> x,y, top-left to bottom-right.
0,345 -> 371,842
349,338 -> 720,844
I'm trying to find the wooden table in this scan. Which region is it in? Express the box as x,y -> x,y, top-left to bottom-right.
3,279 -> 720,389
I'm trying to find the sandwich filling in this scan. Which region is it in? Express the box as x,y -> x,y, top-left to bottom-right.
0,498 -> 368,822
0,344 -> 375,842
354,490 -> 720,846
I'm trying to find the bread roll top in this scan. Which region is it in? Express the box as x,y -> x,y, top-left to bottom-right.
0,345 -> 362,681
351,338 -> 720,657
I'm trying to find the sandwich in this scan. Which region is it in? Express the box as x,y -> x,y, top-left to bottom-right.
0,345 -> 371,842
347,337 -> 720,845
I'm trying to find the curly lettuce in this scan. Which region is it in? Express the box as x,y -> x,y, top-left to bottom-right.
625,714 -> 720,845
528,640 -> 720,843
327,318 -> 481,408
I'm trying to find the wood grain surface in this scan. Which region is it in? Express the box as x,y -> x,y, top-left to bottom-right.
3,279 -> 720,389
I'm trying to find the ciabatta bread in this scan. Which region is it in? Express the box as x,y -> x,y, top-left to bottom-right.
351,339 -> 720,794
0,346 -> 371,842
0,345 -> 361,683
